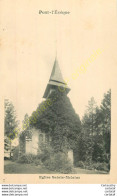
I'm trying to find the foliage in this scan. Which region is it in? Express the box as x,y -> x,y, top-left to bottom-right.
35,144 -> 73,173
33,159 -> 42,166
4,99 -> 19,140
17,154 -> 37,164
37,144 -> 53,162
17,149 -> 73,173
4,136 -> 11,151
76,161 -> 85,168
18,89 -> 111,173
78,89 -> 111,167
76,160 -> 109,172
100,89 -> 111,154
22,113 -> 30,131
19,128 -> 33,154
12,146 -> 19,161
17,144 -> 72,173
29,89 -> 81,152
4,99 -> 19,159
43,152 -> 73,173
92,162 -> 109,172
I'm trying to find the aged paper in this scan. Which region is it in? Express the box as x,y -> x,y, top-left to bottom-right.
0,0 -> 117,183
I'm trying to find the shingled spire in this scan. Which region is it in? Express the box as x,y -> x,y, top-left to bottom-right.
43,57 -> 70,98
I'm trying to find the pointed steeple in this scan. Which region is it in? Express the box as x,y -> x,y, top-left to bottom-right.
49,57 -> 66,84
43,58 -> 70,98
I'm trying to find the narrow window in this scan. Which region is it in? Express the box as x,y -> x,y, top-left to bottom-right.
39,134 -> 43,144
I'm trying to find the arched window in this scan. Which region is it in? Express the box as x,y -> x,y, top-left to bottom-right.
39,134 -> 43,144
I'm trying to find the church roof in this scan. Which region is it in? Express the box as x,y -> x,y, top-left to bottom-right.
43,57 -> 70,98
49,58 -> 66,85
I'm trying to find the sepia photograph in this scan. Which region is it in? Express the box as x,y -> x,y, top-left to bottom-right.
4,56 -> 111,174
0,0 -> 117,184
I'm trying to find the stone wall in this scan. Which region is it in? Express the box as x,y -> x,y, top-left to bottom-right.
25,128 -> 45,155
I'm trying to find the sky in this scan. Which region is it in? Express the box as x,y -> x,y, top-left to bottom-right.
1,0 -> 117,130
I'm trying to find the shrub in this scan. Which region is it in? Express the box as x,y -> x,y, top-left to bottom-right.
85,162 -> 109,172
43,152 -> 73,173
93,162 -> 109,172
12,146 -> 19,161
75,160 -> 109,172
76,161 -> 85,168
17,154 -> 36,164
38,144 -> 53,162
33,159 -> 42,166
17,153 -> 43,166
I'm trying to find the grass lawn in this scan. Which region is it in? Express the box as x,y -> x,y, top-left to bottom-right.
4,160 -> 56,174
4,160 -> 108,174
74,167 -> 108,174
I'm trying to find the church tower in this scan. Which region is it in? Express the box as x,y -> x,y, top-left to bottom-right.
43,57 -> 70,98
43,57 -> 73,164
19,57 -> 75,165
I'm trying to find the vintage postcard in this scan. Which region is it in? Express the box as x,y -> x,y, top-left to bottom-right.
0,0 -> 117,184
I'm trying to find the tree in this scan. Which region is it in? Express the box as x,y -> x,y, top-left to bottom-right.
4,99 -> 19,157
93,90 -> 111,163
92,106 -> 105,162
81,90 -> 111,164
86,97 -> 97,135
81,97 -> 97,162
22,113 -> 30,131
4,136 -> 11,158
100,89 -> 111,155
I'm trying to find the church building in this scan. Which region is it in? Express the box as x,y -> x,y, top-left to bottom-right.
19,58 -> 74,164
